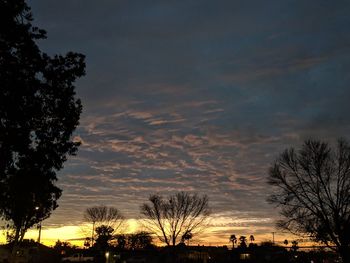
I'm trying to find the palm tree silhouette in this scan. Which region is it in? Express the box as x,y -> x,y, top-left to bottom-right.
239,236 -> 247,248
230,234 -> 237,249
249,235 -> 255,244
181,231 -> 193,246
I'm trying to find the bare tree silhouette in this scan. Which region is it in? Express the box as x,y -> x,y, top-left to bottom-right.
140,192 -> 210,246
268,139 -> 350,262
84,206 -> 124,246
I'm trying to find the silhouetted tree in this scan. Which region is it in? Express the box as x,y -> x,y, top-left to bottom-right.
230,234 -> 237,249
83,237 -> 91,249
181,230 -> 193,246
84,206 -> 124,246
54,240 -> 73,250
53,240 -> 75,255
127,232 -> 153,250
0,0 -> 85,247
260,241 -> 274,247
283,239 -> 288,246
140,192 -> 210,246
268,139 -> 350,262
115,234 -> 126,250
238,236 -> 247,249
95,225 -> 114,251
291,240 -> 299,252
249,235 -> 255,244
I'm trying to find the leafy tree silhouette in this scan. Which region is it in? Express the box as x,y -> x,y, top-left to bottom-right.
291,240 -> 299,252
127,232 -> 153,250
238,236 -> 247,249
84,237 -> 91,249
115,235 -> 127,250
0,0 -> 85,249
53,240 -> 75,255
95,225 -> 114,251
181,230 -> 193,246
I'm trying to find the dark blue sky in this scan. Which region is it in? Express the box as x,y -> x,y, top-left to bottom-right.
28,0 -> 350,243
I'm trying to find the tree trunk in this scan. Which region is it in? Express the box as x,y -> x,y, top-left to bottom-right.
339,245 -> 350,263
172,235 -> 176,247
10,227 -> 21,263
19,227 -> 26,242
91,221 -> 95,247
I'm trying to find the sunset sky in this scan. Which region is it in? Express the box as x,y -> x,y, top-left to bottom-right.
2,0 -> 349,246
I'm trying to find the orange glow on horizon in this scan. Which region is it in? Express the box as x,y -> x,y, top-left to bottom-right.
0,218 -> 313,248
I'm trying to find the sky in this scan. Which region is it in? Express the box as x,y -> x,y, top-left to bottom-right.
4,0 -> 350,246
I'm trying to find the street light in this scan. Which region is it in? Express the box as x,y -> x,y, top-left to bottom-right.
35,206 -> 42,243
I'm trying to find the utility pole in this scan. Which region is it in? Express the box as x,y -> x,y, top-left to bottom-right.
35,206 -> 42,243
91,221 -> 95,247
37,222 -> 42,243
272,232 -> 275,245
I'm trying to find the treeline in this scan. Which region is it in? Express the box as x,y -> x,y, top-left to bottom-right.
80,192 -> 209,250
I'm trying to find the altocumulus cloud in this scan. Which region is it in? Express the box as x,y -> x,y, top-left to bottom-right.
26,0 -> 350,243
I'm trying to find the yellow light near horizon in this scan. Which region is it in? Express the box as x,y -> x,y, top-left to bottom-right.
0,219 -> 143,247
0,225 -> 86,247
0,217 -> 312,248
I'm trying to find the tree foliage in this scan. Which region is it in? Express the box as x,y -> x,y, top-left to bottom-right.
115,234 -> 127,250
181,230 -> 193,245
230,234 -> 237,249
84,205 -> 124,246
94,225 -> 114,251
0,0 -> 85,243
127,232 -> 153,250
238,236 -> 247,249
112,232 -> 153,250
291,240 -> 299,252
53,239 -> 76,255
140,192 -> 210,246
249,235 -> 255,244
268,139 -> 350,262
